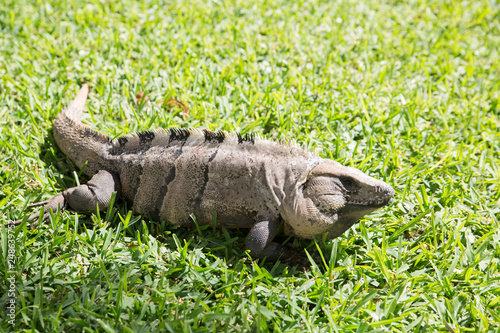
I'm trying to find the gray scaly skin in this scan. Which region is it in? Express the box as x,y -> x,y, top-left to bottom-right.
12,85 -> 395,262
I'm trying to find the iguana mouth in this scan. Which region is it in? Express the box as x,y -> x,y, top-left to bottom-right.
346,197 -> 391,207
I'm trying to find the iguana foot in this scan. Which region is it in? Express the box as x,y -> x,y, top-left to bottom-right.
7,170 -> 120,228
7,193 -> 66,228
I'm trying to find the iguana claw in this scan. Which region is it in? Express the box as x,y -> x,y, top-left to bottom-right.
7,193 -> 66,228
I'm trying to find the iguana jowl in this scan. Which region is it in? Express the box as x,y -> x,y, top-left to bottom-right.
16,85 -> 394,261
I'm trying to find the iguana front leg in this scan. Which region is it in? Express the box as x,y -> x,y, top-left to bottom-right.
246,219 -> 285,261
9,170 -> 121,227
246,219 -> 312,267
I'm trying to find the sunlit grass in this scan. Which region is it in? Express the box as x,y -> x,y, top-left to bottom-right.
1,0 -> 499,331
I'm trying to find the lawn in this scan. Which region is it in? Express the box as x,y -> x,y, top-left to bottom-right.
1,0 -> 499,331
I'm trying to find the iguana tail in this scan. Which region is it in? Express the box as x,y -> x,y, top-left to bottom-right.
52,84 -> 110,176
61,84 -> 89,123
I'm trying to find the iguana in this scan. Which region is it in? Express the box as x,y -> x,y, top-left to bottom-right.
11,85 -> 394,262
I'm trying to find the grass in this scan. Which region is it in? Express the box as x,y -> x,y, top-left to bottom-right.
0,0 -> 499,331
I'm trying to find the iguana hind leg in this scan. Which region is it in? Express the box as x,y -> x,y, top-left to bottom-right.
9,170 -> 121,227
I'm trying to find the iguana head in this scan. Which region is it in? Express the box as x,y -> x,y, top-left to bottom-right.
282,159 -> 394,239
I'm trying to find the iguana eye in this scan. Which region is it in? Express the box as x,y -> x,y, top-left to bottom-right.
340,177 -> 355,187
